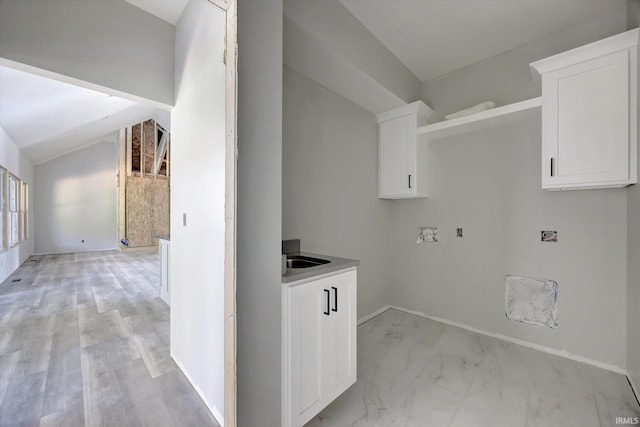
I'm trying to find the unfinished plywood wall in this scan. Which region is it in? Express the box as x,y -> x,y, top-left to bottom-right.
125,176 -> 169,247
119,118 -> 171,248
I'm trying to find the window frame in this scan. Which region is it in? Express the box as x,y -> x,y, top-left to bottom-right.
7,173 -> 20,248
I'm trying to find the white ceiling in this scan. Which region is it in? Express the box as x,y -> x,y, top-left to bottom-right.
339,0 -> 627,82
0,66 -> 158,164
124,0 -> 188,25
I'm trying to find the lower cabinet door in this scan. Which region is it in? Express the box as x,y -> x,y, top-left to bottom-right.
322,270 -> 357,404
288,279 -> 325,427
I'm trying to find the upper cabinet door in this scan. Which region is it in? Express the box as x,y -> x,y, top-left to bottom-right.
532,28 -> 638,190
379,115 -> 416,198
377,101 -> 432,199
543,50 -> 630,188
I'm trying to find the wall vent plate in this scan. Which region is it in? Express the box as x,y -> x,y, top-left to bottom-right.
417,227 -> 437,243
541,231 -> 557,242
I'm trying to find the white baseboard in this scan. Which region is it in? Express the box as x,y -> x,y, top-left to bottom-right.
172,355 -> 225,427
357,305 -> 392,325
32,247 -> 119,256
360,305 -> 628,376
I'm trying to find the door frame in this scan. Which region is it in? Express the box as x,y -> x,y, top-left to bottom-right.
207,0 -> 238,426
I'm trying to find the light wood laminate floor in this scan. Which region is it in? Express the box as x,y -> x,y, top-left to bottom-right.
0,250 -> 220,427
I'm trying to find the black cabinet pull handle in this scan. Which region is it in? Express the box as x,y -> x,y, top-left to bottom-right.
331,286 -> 338,312
408,174 -> 412,189
323,289 -> 330,315
550,158 -> 554,177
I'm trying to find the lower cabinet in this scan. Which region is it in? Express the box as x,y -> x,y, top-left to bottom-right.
282,268 -> 357,427
159,239 -> 170,304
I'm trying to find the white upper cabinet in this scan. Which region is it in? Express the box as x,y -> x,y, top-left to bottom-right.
377,101 -> 433,199
531,29 -> 638,190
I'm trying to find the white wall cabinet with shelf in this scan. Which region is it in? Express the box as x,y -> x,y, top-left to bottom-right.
377,101 -> 432,199
282,268 -> 357,427
531,28 -> 638,190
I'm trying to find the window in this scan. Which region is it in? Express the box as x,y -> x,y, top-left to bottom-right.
21,182 -> 28,241
8,174 -> 19,247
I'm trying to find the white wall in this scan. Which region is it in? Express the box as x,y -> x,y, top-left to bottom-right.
423,5 -> 628,122
0,0 -> 175,107
237,0 -> 283,426
0,126 -> 33,283
389,12 -> 630,369
283,67 -> 392,318
171,0 -> 225,424
627,0 -> 640,396
33,140 -> 117,254
389,120 -> 628,369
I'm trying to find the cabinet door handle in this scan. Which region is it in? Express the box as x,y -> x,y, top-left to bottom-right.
408,174 -> 412,189
323,289 -> 330,316
331,286 -> 338,312
550,158 -> 554,177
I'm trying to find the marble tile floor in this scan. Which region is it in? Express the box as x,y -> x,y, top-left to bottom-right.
0,250 -> 220,427
307,308 -> 640,427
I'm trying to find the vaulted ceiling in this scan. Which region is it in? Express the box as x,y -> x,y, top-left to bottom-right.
0,0 -> 182,164
340,0 -> 626,82
0,66 -> 160,164
285,0 -> 629,114
0,0 -> 632,163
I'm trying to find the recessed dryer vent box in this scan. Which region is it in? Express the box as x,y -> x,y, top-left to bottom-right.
505,275 -> 558,329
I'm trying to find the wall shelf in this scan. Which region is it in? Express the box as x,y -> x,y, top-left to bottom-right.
417,97 -> 542,140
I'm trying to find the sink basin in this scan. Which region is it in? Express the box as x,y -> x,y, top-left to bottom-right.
286,255 -> 330,269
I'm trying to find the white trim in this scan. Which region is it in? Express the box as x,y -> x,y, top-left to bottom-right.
376,100 -> 433,123
359,305 -> 628,376
357,305 -> 392,325
172,356 -> 225,427
530,28 -> 639,77
31,247 -> 119,256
